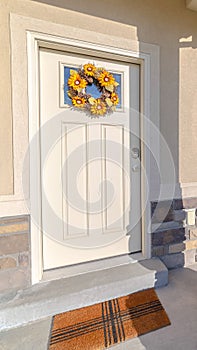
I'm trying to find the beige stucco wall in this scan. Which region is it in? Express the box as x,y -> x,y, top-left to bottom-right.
0,0 -> 197,195
180,46 -> 197,183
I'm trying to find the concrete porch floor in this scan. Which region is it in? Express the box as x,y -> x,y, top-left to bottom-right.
0,264 -> 197,350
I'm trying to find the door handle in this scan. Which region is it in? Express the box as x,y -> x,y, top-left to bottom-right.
132,164 -> 140,172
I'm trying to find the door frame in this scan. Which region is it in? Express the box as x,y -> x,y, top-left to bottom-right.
27,31 -> 159,284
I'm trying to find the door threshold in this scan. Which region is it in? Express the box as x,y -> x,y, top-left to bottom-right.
42,252 -> 144,283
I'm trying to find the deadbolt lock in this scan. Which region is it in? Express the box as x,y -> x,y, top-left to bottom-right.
131,147 -> 140,159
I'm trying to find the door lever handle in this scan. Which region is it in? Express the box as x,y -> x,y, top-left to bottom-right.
132,165 -> 140,172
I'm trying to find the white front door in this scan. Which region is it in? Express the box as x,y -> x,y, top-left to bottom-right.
39,48 -> 141,270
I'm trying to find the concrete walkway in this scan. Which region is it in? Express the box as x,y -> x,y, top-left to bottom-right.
0,264 -> 197,350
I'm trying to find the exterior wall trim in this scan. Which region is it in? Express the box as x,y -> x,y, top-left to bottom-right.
28,31 -> 153,284
180,182 -> 197,198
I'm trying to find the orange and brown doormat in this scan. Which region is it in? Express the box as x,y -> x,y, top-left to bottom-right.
48,288 -> 170,349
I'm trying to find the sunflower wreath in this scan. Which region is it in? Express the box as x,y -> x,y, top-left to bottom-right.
67,63 -> 119,117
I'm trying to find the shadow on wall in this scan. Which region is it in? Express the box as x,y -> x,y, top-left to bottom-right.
23,3 -> 197,179
30,0 -> 197,192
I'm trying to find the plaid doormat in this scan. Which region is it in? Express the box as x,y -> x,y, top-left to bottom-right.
48,288 -> 170,349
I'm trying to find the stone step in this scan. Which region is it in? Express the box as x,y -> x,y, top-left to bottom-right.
0,257 -> 168,331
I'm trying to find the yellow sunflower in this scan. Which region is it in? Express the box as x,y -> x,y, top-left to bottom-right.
98,70 -> 115,87
72,96 -> 86,108
90,99 -> 107,116
68,73 -> 87,91
83,63 -> 96,76
110,93 -> 119,105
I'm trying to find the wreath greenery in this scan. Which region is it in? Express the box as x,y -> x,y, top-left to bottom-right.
67,63 -> 119,117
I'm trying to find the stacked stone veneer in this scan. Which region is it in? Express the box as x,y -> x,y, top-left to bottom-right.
0,200 -> 197,294
0,215 -> 30,293
151,198 -> 197,269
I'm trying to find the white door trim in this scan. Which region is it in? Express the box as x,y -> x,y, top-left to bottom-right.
27,31 -> 159,284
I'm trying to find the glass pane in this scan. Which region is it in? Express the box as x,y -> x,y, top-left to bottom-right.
64,66 -> 122,108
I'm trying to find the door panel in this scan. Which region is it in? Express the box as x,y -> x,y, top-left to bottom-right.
39,49 -> 141,270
